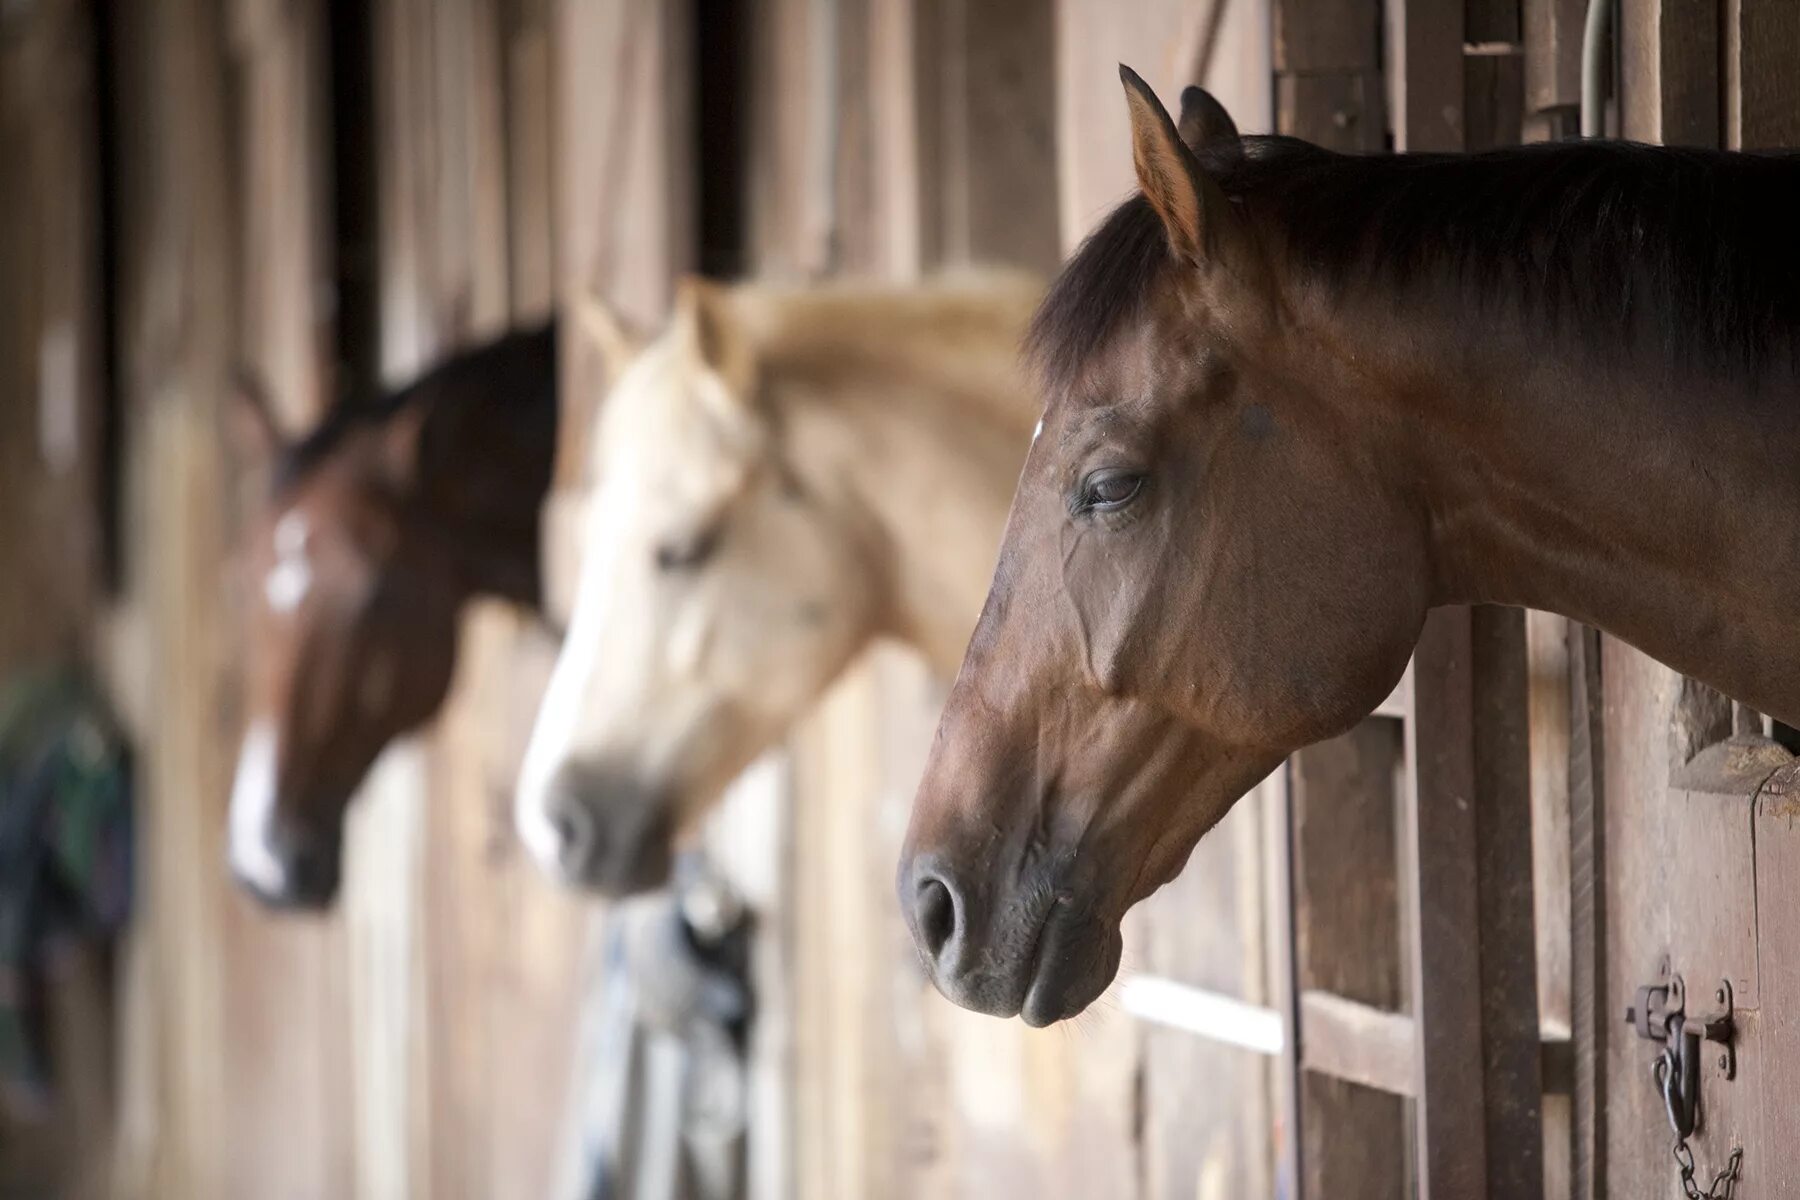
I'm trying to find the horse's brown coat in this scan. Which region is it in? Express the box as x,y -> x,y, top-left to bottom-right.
900,68 -> 1800,1026
228,326 -> 555,907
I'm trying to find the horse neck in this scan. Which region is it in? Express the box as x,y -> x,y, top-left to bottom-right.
406,328 -> 558,608
763,314 -> 1039,676
1320,294 -> 1800,724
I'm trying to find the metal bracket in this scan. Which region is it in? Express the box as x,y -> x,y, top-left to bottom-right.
1624,974 -> 1736,1139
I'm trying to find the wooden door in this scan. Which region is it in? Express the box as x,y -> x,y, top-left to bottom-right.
1600,642 -> 1800,1197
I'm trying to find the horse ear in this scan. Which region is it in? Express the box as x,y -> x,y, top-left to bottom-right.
671,276 -> 757,403
574,293 -> 644,388
1176,86 -> 1240,154
380,399 -> 433,491
227,368 -> 289,468
1120,65 -> 1226,264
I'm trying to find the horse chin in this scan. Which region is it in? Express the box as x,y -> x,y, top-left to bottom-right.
1019,903 -> 1124,1027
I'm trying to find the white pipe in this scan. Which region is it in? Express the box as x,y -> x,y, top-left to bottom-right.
1118,974 -> 1286,1056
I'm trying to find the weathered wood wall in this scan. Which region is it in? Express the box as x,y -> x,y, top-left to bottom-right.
0,2 -> 112,1195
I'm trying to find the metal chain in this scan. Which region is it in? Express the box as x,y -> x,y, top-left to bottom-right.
1673,1137 -> 1744,1200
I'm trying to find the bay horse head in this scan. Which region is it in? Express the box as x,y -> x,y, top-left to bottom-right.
516,276 -> 1039,895
898,72 -> 1429,1024
228,328 -> 555,908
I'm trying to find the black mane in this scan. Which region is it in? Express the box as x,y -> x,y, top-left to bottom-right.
276,322 -> 557,490
1028,136 -> 1800,393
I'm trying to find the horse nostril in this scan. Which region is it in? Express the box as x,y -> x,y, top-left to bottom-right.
915,874 -> 959,963
545,783 -> 604,873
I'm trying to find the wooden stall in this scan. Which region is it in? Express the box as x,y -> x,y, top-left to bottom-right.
6,1 -> 1800,1199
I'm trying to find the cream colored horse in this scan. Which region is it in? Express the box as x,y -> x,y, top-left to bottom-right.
515,274 -> 1040,892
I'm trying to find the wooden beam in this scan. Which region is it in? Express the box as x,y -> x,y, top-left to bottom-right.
1524,0 -> 1587,118
1730,0 -> 1800,148
1390,0 -> 1465,151
1405,607 -> 1489,1199
1470,605 -> 1546,1200
1300,991 -> 1417,1098
1291,721 -> 1408,1199
1619,0 -> 1720,147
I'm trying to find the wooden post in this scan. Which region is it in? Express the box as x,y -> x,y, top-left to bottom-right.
1618,0 -> 1720,147
1289,724 -> 1409,1200
1726,0 -> 1800,148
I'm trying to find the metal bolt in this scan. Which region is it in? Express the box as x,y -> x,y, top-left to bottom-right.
1719,1054 -> 1730,1071
1716,988 -> 1727,1006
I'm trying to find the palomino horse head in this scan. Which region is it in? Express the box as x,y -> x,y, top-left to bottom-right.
898,72 -> 1429,1024
515,281 -> 885,894
228,329 -> 554,907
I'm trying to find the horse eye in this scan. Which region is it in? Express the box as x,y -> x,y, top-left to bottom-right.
1080,469 -> 1144,513
656,525 -> 721,572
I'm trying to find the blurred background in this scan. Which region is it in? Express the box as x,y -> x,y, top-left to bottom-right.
0,3 -> 1280,1197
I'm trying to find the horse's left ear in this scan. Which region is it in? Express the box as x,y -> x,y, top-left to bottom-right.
672,276 -> 758,403
1120,65 -> 1231,265
1176,86 -> 1241,154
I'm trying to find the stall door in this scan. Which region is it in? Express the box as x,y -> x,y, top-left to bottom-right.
1601,641 -> 1800,1197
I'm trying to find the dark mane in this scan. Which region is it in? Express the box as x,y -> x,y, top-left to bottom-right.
276,323 -> 557,490
1028,136 -> 1800,393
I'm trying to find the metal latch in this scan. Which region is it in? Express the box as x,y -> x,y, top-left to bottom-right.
1624,974 -> 1736,1140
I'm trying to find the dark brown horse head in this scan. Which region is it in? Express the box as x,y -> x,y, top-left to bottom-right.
227,329 -> 555,908
898,71 -> 1429,1024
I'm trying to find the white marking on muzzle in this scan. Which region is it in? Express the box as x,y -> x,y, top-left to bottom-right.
228,721 -> 288,895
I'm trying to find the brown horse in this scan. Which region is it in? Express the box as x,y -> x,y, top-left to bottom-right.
899,68 -> 1800,1026
228,326 -> 555,907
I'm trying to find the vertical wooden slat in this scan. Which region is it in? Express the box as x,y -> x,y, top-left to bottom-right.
0,3 -> 111,1190
1729,0 -> 1800,148
1619,0 -> 1720,147
1566,625 -> 1605,1200
1470,606 -> 1545,1200
1404,608 -> 1489,1199
1390,0 -> 1466,151
1273,0 -> 1383,152
1526,611 -> 1573,1200
1524,0 -> 1587,119
1290,724 -> 1409,1200
105,0 -> 238,1195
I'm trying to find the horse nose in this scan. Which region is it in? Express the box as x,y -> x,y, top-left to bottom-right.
543,779 -> 605,876
904,859 -> 966,967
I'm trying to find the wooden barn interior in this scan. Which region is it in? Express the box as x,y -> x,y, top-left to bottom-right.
3,0 -> 1799,1198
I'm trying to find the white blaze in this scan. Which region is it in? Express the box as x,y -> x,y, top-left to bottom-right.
265,510 -> 314,614
228,720 -> 287,894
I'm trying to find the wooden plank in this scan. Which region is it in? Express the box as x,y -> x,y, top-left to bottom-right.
1391,0 -> 1466,151
1525,611 -> 1572,1200
1469,606 -> 1544,1200
1468,0 -> 1523,45
1600,646 -> 1766,1196
0,3 -> 111,1192
1619,0 -> 1720,147
1731,0 -> 1800,148
1276,71 -> 1385,151
1300,992 -> 1417,1097
104,0 -> 239,1195
914,0 -> 1060,274
1465,49 -> 1525,151
1523,0 -> 1586,116
1290,721 -> 1407,1199
1566,625 -> 1605,1200
1404,607 -> 1488,1199
1754,760 -> 1800,1185
1274,0 -> 1380,73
